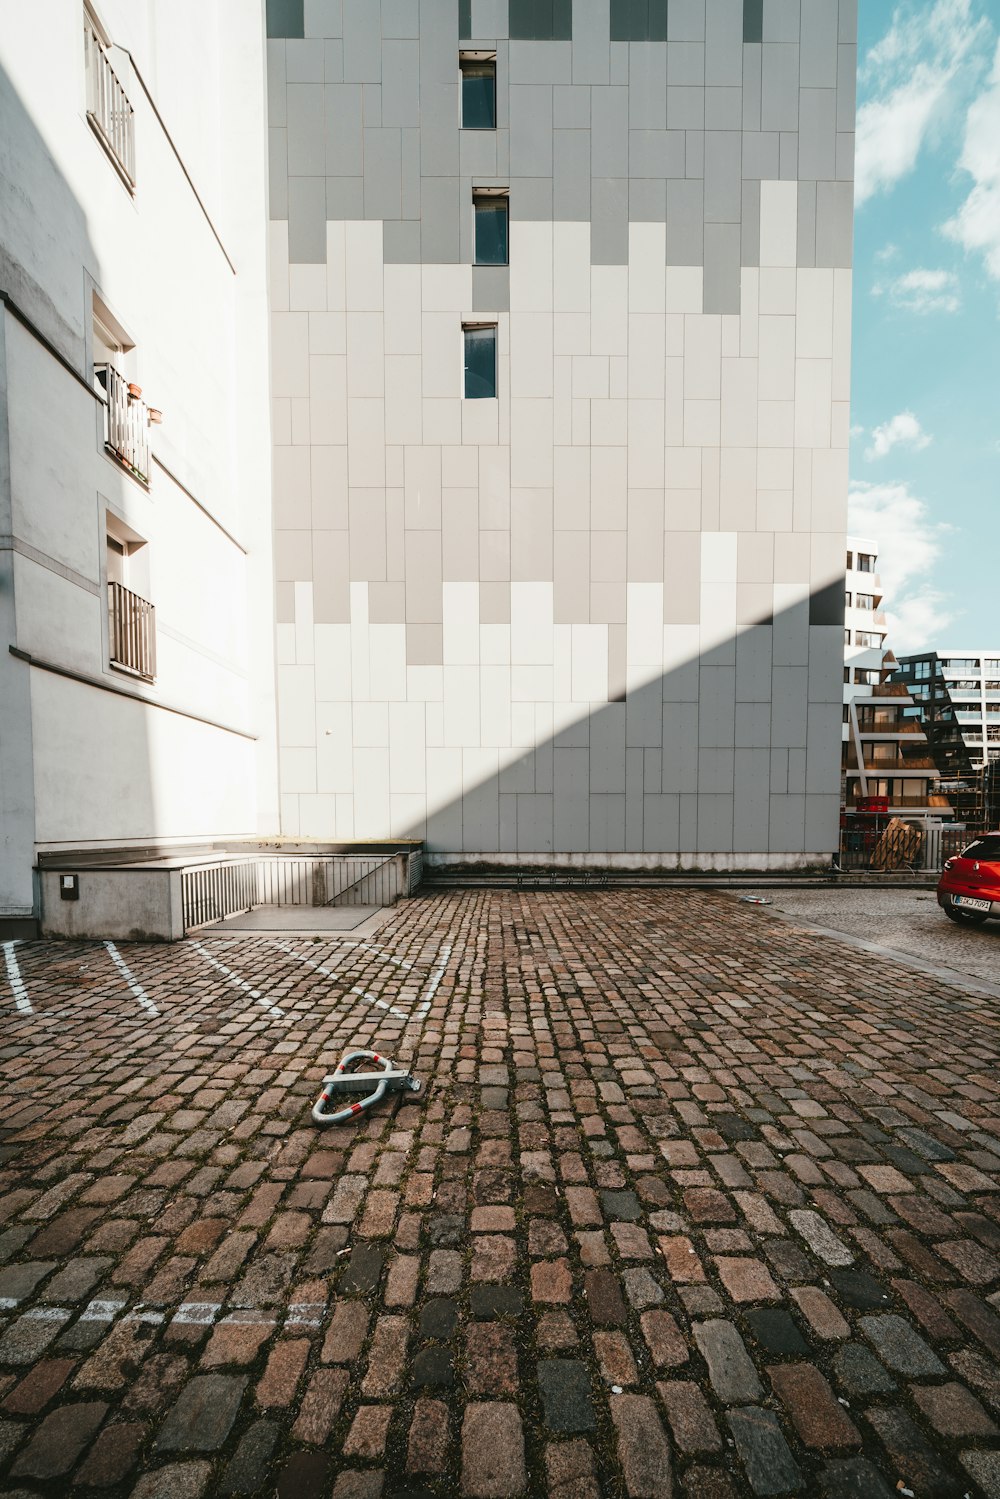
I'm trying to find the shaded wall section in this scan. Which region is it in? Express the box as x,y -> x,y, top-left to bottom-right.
264,0 -> 855,867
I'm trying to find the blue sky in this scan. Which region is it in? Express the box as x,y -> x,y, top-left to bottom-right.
848,0 -> 1000,651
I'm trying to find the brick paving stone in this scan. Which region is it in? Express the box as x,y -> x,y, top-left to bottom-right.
291,1368 -> 349,1444
343,1402 -> 393,1457
656,1379 -> 721,1453
714,1256 -> 782,1303
275,1450 -> 332,1498
530,1257 -> 572,1303
10,1399 -> 107,1478
910,1378 -> 999,1436
865,1406 -> 965,1498
256,1339 -> 309,1407
545,1437 -> 599,1499
73,1419 -> 146,1486
2,1357 -> 76,1414
362,1316 -> 409,1397
639,1309 -> 687,1367
461,1402 -> 525,1498
537,1359 -> 595,1432
693,1320 -> 763,1403
412,1347 -> 454,1388
130,1461 -> 212,1499
726,1407 -> 802,1496
610,1393 -> 673,1497
831,1343 -> 897,1396
791,1286 -> 850,1340
321,1301 -> 370,1364
961,1450 -> 1000,1496
330,1471 -> 383,1498
407,1396 -> 450,1473
465,1324 -> 519,1395
818,1457 -> 896,1498
859,1314 -> 945,1376
768,1363 -> 861,1450
219,1419 -> 280,1494
155,1375 -> 245,1451
593,1330 -> 639,1386
741,1308 -> 809,1357
469,1286 -> 523,1319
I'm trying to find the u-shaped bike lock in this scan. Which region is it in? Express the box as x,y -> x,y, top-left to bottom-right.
312,1049 -> 422,1126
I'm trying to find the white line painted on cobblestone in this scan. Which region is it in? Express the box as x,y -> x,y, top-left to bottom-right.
80,1299 -> 127,1321
104,942 -> 159,1017
2,941 -> 32,1014
273,942 -> 410,1020
412,943 -> 451,1020
190,941 -> 285,1019
172,1301 -> 221,1325
274,938 -> 451,1025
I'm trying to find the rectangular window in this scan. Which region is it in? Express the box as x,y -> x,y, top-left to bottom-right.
106,517 -> 155,681
857,553 -> 875,572
463,324 -> 497,399
855,631 -> 882,648
474,192 -> 508,265
845,551 -> 853,569
855,593 -> 875,611
844,590 -> 852,608
84,4 -> 135,189
460,55 -> 496,130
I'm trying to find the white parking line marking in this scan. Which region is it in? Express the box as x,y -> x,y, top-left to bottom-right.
274,939 -> 451,1025
105,942 -> 159,1017
80,1299 -> 127,1322
273,942 -> 409,1019
172,1302 -> 221,1326
2,941 -> 32,1014
190,941 -> 285,1019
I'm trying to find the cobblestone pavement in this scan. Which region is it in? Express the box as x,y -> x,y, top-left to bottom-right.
745,887 -> 1000,991
2,888 -> 1000,1498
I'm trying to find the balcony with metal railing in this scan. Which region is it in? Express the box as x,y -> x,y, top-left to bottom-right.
84,18 -> 135,189
108,580 -> 156,681
97,364 -> 149,484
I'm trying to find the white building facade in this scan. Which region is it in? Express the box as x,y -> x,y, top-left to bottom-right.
0,2 -> 278,933
266,0 -> 857,870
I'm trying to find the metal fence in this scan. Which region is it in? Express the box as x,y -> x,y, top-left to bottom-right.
84,17 -> 135,187
100,364 -> 149,483
837,823 -> 975,875
108,580 -> 156,680
180,853 -> 406,932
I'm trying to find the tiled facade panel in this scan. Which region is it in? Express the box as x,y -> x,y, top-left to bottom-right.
266,0 -> 855,866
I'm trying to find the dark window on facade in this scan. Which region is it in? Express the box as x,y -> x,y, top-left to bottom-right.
844,590 -> 852,608
265,0 -> 304,38
857,552 -> 875,572
464,324 -> 497,399
474,194 -> 508,264
461,56 -> 496,129
845,550 -> 853,569
610,0 -> 667,40
743,0 -> 764,42
508,0 -> 573,40
855,593 -> 875,611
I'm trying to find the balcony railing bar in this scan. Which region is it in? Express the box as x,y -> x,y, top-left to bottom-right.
97,363 -> 149,484
108,580 -> 156,681
85,20 -> 135,188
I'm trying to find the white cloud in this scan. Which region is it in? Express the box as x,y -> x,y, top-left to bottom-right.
865,410 -> 933,461
855,0 -> 991,206
874,267 -> 962,313
944,38 -> 1000,281
848,480 -> 956,652
874,243 -> 900,263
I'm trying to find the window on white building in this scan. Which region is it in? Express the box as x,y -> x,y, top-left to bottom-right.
460,54 -> 496,129
856,553 -> 875,573
93,295 -> 150,485
474,191 -> 509,265
106,514 -> 155,681
463,323 -> 497,399
83,3 -> 136,190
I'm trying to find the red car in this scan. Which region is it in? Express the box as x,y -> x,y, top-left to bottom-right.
938,832 -> 1000,925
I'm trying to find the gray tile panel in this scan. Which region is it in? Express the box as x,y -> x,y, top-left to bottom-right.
554,128 -> 592,218
287,174 -> 327,261
798,88 -> 837,180
591,86 -> 629,176
342,0 -> 381,81
590,176 -> 629,263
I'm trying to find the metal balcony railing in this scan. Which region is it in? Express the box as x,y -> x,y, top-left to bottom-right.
84,19 -> 135,188
108,580 -> 156,681
97,364 -> 149,484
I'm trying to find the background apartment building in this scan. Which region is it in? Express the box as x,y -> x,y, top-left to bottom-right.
892,651 -> 1000,829
266,0 -> 857,870
0,2 -> 278,934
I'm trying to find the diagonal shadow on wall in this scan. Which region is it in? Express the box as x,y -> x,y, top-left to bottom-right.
394,585 -> 846,869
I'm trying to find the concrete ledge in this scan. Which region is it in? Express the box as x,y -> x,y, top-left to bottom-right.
39,868 -> 183,942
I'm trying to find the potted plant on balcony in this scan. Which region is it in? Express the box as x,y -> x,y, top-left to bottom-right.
128,382 -> 142,400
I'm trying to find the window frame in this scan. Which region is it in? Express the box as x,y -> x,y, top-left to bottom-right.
462,321 -> 498,400
459,51 -> 497,131
473,188 -> 509,266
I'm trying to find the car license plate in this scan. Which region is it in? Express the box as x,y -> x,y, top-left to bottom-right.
955,895 -> 991,912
